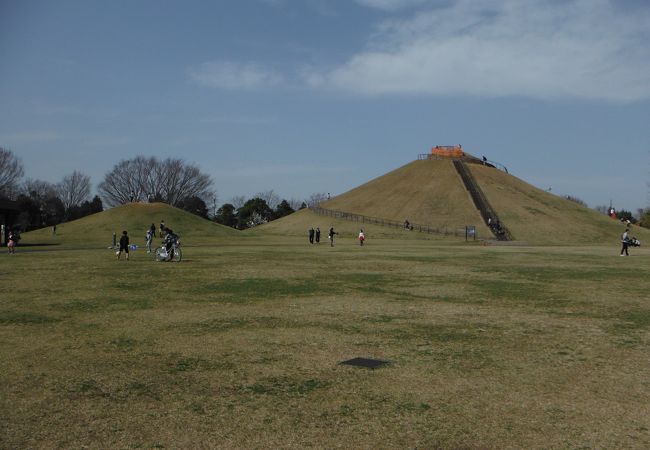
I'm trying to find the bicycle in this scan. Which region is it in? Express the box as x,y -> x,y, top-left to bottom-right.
154,241 -> 182,262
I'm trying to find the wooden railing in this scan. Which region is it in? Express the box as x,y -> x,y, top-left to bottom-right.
308,206 -> 472,238
453,160 -> 513,241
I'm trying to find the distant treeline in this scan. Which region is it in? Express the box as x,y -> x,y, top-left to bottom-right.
0,148 -> 325,231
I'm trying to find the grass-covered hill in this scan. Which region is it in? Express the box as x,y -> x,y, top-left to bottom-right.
255,158 -> 650,245
22,202 -> 239,248
320,159 -> 491,237
469,164 -> 650,245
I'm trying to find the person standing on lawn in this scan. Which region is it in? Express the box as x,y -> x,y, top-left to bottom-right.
117,230 -> 130,260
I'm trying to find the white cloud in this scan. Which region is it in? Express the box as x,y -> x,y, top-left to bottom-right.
311,0 -> 650,101
188,61 -> 283,90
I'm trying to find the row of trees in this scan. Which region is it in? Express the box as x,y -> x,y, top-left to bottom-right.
1,148 -> 103,230
0,148 -> 327,231
214,195 -> 304,229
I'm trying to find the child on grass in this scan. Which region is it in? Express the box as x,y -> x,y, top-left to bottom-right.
117,230 -> 130,260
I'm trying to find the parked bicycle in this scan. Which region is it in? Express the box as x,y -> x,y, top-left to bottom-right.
154,240 -> 182,262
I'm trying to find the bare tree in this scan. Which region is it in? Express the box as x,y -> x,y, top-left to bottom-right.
57,171 -> 91,211
22,178 -> 58,202
0,147 -> 24,199
307,192 -> 328,207
205,192 -> 219,218
288,198 -> 304,211
230,195 -> 246,210
162,158 -> 213,205
97,159 -> 142,206
255,189 -> 281,209
98,156 -> 213,207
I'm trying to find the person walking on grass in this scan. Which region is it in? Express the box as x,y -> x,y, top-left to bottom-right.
163,227 -> 179,261
117,230 -> 130,260
308,227 -> 315,244
145,228 -> 153,253
149,223 -> 156,240
7,230 -> 17,254
328,227 -> 337,247
358,229 -> 365,246
620,228 -> 630,256
315,227 -> 321,244
159,220 -> 165,238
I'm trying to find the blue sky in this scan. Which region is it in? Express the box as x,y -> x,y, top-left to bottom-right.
1,0 -> 649,211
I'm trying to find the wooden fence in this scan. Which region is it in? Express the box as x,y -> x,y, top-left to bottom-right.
309,206 -> 473,238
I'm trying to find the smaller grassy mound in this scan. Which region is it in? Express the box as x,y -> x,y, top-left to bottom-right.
22,202 -> 239,248
470,164 -> 650,245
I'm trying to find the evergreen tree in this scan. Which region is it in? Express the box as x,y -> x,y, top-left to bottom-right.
215,203 -> 237,228
274,199 -> 294,219
237,197 -> 273,229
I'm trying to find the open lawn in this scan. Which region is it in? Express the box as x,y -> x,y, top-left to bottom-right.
2,235 -> 649,449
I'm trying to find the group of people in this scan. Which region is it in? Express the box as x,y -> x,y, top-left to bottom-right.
308,227 -> 365,247
307,227 -> 321,244
486,216 -> 508,239
117,219 -> 179,261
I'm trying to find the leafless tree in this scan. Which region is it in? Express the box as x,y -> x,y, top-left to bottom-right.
98,156 -> 213,207
307,192 -> 328,208
230,195 -> 246,210
0,147 -> 24,199
255,189 -> 281,209
205,192 -> 219,218
22,178 -> 58,201
57,171 -> 91,211
288,198 -> 305,211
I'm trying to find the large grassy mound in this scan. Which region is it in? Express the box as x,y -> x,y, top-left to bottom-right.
470,164 -> 650,245
261,159 -> 491,239
322,160 -> 490,235
22,202 -> 239,247
259,158 -> 648,245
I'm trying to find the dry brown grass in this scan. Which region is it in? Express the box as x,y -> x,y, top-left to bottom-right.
319,159 -> 492,238
261,158 -> 649,246
1,237 -> 649,448
470,164 -> 650,245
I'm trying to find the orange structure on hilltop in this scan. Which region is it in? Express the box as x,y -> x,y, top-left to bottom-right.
431,145 -> 464,158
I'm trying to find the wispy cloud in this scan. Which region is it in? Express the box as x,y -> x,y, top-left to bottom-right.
187,61 -> 283,90
309,0 -> 650,102
354,0 -> 431,11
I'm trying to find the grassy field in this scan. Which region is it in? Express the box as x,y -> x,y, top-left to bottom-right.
2,230 -> 649,449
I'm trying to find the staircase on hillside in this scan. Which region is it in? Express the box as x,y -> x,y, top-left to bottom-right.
453,160 -> 513,241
